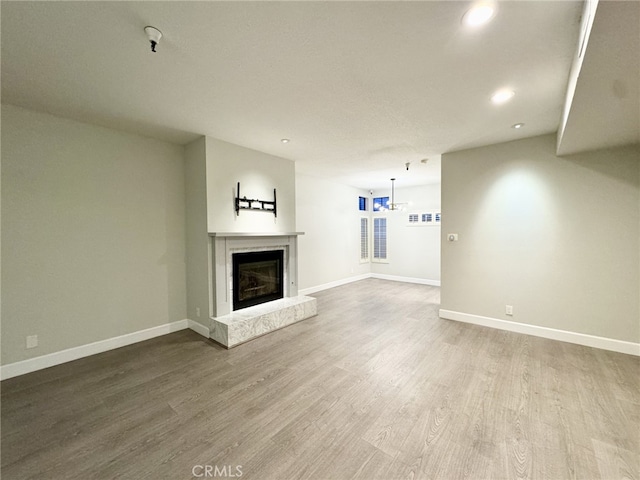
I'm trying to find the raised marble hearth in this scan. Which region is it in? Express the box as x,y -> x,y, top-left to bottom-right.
211,295 -> 317,348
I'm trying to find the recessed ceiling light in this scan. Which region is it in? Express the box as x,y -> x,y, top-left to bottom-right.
491,89 -> 515,104
462,3 -> 496,27
281,138 -> 290,144
512,123 -> 525,129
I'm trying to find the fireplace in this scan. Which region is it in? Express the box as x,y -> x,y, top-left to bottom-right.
209,233 -> 317,348
232,250 -> 284,311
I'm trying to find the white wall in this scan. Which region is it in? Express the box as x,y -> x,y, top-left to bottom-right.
370,184 -> 441,283
1,104 -> 187,365
441,134 -> 639,343
296,176 -> 442,291
205,137 -> 296,233
185,137 -> 211,326
296,174 -> 371,291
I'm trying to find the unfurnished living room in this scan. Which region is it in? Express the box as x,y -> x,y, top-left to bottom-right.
1,1 -> 639,479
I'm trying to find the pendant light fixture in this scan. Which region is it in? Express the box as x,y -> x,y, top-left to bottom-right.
387,178 -> 408,211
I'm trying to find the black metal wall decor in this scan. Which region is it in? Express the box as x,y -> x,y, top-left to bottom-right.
235,182 -> 277,217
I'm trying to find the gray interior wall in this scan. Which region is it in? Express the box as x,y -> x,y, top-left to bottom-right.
441,134 -> 639,342
1,104 -> 187,365
184,137 -> 211,325
205,137 -> 296,234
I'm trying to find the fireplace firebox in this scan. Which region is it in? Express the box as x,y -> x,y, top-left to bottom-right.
232,250 -> 284,311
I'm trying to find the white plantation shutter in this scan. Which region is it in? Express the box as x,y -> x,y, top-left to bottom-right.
373,217 -> 387,261
360,217 -> 369,262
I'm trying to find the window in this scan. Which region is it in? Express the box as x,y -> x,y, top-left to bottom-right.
408,214 -> 419,224
373,217 -> 387,262
358,196 -> 368,211
373,196 -> 389,212
422,213 -> 433,223
360,217 -> 369,262
435,213 -> 441,223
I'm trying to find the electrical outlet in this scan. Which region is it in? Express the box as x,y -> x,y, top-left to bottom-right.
505,305 -> 514,316
26,335 -> 38,349
196,307 -> 201,318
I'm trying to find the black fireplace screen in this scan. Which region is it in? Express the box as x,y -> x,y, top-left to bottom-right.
232,250 -> 284,310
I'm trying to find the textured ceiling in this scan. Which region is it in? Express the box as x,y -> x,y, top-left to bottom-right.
556,0 -> 640,156
0,1 -> 598,188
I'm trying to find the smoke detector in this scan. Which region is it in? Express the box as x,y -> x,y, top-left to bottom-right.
144,26 -> 162,53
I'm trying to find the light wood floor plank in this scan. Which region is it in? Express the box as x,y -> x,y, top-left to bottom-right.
2,279 -> 638,479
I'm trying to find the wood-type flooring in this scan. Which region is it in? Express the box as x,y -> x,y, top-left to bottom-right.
2,279 -> 638,479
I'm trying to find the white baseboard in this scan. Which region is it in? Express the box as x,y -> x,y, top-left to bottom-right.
439,309 -> 640,356
188,319 -> 210,338
0,319 -> 200,381
299,274 -> 371,295
371,273 -> 441,287
299,273 -> 441,296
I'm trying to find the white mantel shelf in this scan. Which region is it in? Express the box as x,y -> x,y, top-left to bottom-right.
209,232 -> 305,237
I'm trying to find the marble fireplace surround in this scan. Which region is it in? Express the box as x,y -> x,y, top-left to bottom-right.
209,232 -> 317,347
